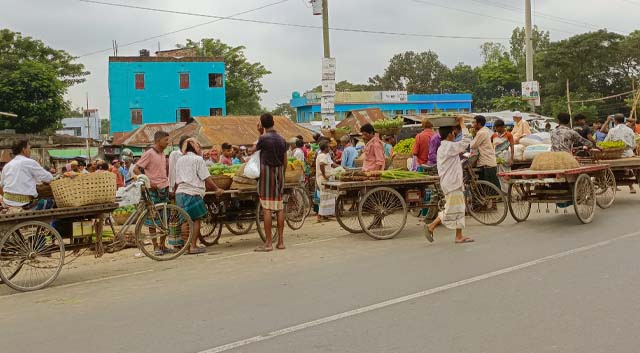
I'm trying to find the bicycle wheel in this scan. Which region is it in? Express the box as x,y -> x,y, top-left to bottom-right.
0,221 -> 64,292
594,168 -> 616,209
135,204 -> 194,261
335,195 -> 363,233
358,187 -> 407,240
285,187 -> 309,230
574,174 -> 596,224
507,184 -> 531,222
256,202 -> 279,243
199,209 -> 221,246
467,180 -> 508,226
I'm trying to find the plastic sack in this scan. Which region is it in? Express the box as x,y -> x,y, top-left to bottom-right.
524,144 -> 551,161
116,182 -> 141,207
519,135 -> 544,147
244,151 -> 261,179
514,144 -> 526,161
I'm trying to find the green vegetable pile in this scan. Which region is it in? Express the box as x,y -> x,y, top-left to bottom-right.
334,127 -> 351,133
208,163 -> 241,176
373,117 -> 404,130
381,169 -> 426,180
114,205 -> 135,215
393,138 -> 415,154
596,141 -> 626,149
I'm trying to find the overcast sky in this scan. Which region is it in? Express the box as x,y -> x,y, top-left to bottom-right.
2,0 -> 638,119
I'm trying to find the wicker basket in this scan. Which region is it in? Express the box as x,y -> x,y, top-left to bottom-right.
113,212 -> 131,225
36,184 -> 54,199
594,147 -> 625,160
233,175 -> 258,185
231,181 -> 257,191
51,172 -> 116,208
376,127 -> 402,137
211,175 -> 233,190
391,153 -> 412,170
285,169 -> 303,184
354,158 -> 364,168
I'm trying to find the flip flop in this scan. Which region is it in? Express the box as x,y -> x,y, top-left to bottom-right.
423,224 -> 434,243
187,247 -> 206,255
254,246 -> 273,252
276,244 -> 286,250
455,237 -> 474,244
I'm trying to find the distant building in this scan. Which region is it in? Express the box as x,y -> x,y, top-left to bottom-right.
290,91 -> 473,123
108,52 -> 226,133
56,109 -> 102,141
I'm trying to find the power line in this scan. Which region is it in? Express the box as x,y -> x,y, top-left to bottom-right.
466,0 -> 627,34
79,0 -> 511,41
77,0 -> 290,57
412,0 -> 576,35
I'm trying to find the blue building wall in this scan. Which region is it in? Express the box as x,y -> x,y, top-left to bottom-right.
290,93 -> 472,123
109,57 -> 226,133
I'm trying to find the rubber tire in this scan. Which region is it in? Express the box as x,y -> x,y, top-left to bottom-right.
467,180 -> 508,226
595,168 -> 616,209
335,195 -> 363,234
135,204 -> 194,261
507,184 -> 532,222
357,187 -> 407,240
573,173 -> 596,224
285,187 -> 309,231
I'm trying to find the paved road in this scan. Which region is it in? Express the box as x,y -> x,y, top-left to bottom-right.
1,194 -> 640,353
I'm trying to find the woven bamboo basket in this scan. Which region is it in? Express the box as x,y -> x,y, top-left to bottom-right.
211,175 -> 233,190
113,213 -> 132,225
594,147 -> 625,160
232,175 -> 258,185
376,127 -> 402,137
391,153 -> 412,170
36,184 -> 54,199
230,181 -> 257,191
285,169 -> 303,184
51,172 -> 116,208
354,158 -> 364,168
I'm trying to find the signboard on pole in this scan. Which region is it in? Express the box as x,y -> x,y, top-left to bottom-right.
321,57 -> 336,128
522,81 -> 541,106
311,0 -> 322,15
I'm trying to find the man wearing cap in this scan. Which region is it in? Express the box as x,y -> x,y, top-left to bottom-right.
111,160 -> 124,188
511,111 -> 531,144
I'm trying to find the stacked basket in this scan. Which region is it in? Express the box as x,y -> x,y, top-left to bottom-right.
51,172 -> 116,208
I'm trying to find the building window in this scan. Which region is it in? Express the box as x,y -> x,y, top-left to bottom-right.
177,108 -> 191,123
131,109 -> 143,125
208,73 -> 223,88
209,108 -> 223,116
179,73 -> 190,89
134,73 -> 145,90
420,109 -> 430,114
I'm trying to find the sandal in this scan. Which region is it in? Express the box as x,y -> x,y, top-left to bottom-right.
423,224 -> 434,243
254,245 -> 273,252
187,246 -> 206,255
153,249 -> 164,256
455,237 -> 474,244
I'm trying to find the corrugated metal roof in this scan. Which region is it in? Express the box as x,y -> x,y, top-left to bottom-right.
113,123 -> 185,147
337,108 -> 388,133
192,116 -> 315,147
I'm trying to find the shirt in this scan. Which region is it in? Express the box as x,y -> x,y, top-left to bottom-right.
219,155 -> 233,166
315,152 -> 332,184
168,150 -> 183,192
604,124 -> 636,157
362,135 -> 386,171
136,147 -> 169,189
427,133 -> 442,166
111,167 -> 124,188
595,130 -> 607,143
341,145 -> 358,168
470,126 -> 497,167
384,143 -> 392,158
118,166 -> 129,181
0,155 -> 53,206
550,125 -> 593,153
438,130 -> 472,195
288,148 -> 305,163
256,130 -> 287,166
413,128 -> 435,165
175,152 -> 210,197
512,119 -> 532,142
574,125 -> 593,140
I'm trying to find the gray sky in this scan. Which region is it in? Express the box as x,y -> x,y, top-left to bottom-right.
2,0 -> 637,119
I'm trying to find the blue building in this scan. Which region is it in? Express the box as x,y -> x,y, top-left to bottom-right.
109,55 -> 226,133
290,91 -> 472,123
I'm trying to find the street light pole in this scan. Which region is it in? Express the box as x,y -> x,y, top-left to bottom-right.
525,0 -> 535,112
322,0 -> 330,59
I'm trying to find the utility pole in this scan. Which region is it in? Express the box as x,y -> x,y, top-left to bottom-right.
322,0 -> 330,59
86,93 -> 92,163
524,0 -> 535,112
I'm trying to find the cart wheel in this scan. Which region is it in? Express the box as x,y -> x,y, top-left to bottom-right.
199,205 -> 221,246
135,204 -> 194,261
594,168 -> 616,209
507,184 -> 531,222
467,180 -> 508,226
0,221 -> 64,292
335,195 -> 363,233
225,221 -> 254,235
256,202 -> 279,243
358,187 -> 407,240
285,187 -> 309,230
574,173 -> 596,224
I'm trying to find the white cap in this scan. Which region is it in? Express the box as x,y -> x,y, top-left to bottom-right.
513,111 -> 522,118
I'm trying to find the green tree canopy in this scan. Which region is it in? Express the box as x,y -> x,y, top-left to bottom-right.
367,51 -> 450,93
0,29 -> 88,132
180,38 -> 271,115
271,103 -> 297,122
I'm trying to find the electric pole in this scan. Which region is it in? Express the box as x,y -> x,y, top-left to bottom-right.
525,0 -> 535,112
322,0 -> 330,59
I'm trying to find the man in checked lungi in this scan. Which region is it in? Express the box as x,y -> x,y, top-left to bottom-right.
425,116 -> 474,244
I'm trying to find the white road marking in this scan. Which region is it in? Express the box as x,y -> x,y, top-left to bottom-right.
0,269 -> 154,299
198,231 -> 640,353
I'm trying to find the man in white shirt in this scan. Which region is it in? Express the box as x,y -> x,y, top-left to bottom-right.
605,114 -> 636,158
0,140 -> 53,212
168,135 -> 190,195
425,117 -> 474,244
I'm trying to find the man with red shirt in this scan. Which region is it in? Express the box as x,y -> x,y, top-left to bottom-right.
360,123 -> 386,172
111,160 -> 124,188
413,119 -> 435,165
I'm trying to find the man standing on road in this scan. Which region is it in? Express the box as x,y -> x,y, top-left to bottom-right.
413,119 -> 435,166
360,123 -> 386,172
134,131 -> 170,256
471,115 -> 500,188
511,111 -> 531,144
425,117 -> 474,244
255,113 -> 287,252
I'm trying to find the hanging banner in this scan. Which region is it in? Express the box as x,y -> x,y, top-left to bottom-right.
321,57 -> 336,128
522,81 -> 541,106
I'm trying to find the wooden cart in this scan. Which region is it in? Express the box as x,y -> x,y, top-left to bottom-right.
499,164 -> 610,224
199,183 -> 311,246
323,177 -> 440,240
0,203 -> 118,292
